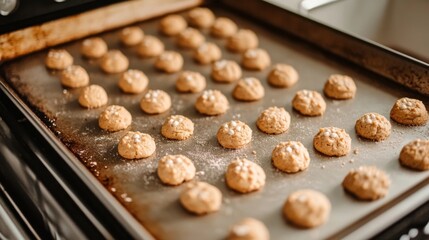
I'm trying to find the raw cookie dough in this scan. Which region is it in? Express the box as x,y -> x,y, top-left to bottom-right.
217,120 -> 252,149
159,14 -> 187,36
268,64 -> 299,88
355,113 -> 391,141
176,71 -> 206,93
140,89 -> 171,114
118,69 -> 149,94
292,90 -> 326,116
283,189 -> 331,228
342,166 -> 390,200
272,141 -> 310,173
187,7 -> 215,28
137,35 -> 165,58
228,218 -> 269,240
180,181 -> 222,215
98,105 -> 132,132
46,49 -> 73,70
242,48 -> 271,71
313,127 -> 351,157
193,42 -> 222,65
211,60 -> 242,83
157,155 -> 196,185
400,139 -> 429,171
226,29 -> 258,53
155,51 -> 184,73
120,26 -> 144,46
60,65 -> 89,88
100,50 -> 129,74
232,77 -> 265,101
225,158 -> 266,193
161,115 -> 194,140
177,27 -> 205,49
81,37 -> 108,58
195,90 -> 229,115
117,131 -> 156,159
323,74 -> 356,99
78,84 -> 108,108
211,17 -> 238,38
390,97 -> 429,125
257,107 -> 290,134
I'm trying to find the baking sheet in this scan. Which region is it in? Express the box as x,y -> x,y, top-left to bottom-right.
2,5 -> 429,240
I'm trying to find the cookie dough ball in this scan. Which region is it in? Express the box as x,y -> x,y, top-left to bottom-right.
256,106 -> 290,134
120,26 -> 144,46
283,189 -> 331,228
233,77 -> 265,101
60,65 -> 89,88
98,105 -> 132,132
155,51 -> 183,73
177,27 -> 205,49
118,69 -> 149,94
313,127 -> 351,157
193,42 -> 222,65
137,35 -> 165,58
81,37 -> 108,58
242,48 -> 271,71
228,218 -> 269,240
195,90 -> 229,115
211,17 -> 238,38
268,64 -> 299,88
390,97 -> 428,125
161,115 -> 194,140
272,141 -> 310,173
157,155 -> 196,185
140,90 -> 171,114
324,74 -> 356,99
159,14 -> 187,36
180,182 -> 222,215
176,71 -> 206,93
212,60 -> 242,83
78,84 -> 108,108
100,50 -> 129,74
217,120 -> 252,149
225,158 -> 266,193
118,131 -> 156,159
46,49 -> 73,70
187,7 -> 215,28
292,90 -> 326,116
227,29 -> 258,53
355,113 -> 391,141
400,139 -> 429,171
342,166 -> 390,200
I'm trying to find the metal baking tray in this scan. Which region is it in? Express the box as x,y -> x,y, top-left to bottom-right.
1,2 -> 429,239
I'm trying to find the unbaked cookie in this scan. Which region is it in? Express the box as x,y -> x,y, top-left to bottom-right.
228,218 -> 269,240
256,106 -> 290,134
355,113 -> 391,141
155,51 -> 183,73
232,77 -> 265,101
225,158 -> 266,193
342,166 -> 390,200
193,42 -> 222,65
99,105 -> 132,132
313,127 -> 351,157
390,97 -> 428,125
283,189 -> 331,228
180,181 -> 222,215
211,60 -> 242,83
268,64 -> 299,88
292,90 -> 326,116
324,74 -> 356,99
60,65 -> 89,88
140,90 -> 171,114
78,84 -> 108,109
272,141 -> 310,173
211,17 -> 238,38
226,29 -> 258,53
117,131 -> 156,159
159,14 -> 187,36
46,49 -> 73,70
177,27 -> 205,49
242,48 -> 271,71
100,50 -> 129,74
120,26 -> 144,46
118,69 -> 149,94
157,155 -> 196,185
161,115 -> 194,140
217,120 -> 252,149
187,7 -> 215,28
400,139 -> 429,171
81,37 -> 108,58
176,71 -> 206,93
195,90 -> 229,115
137,35 -> 165,58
